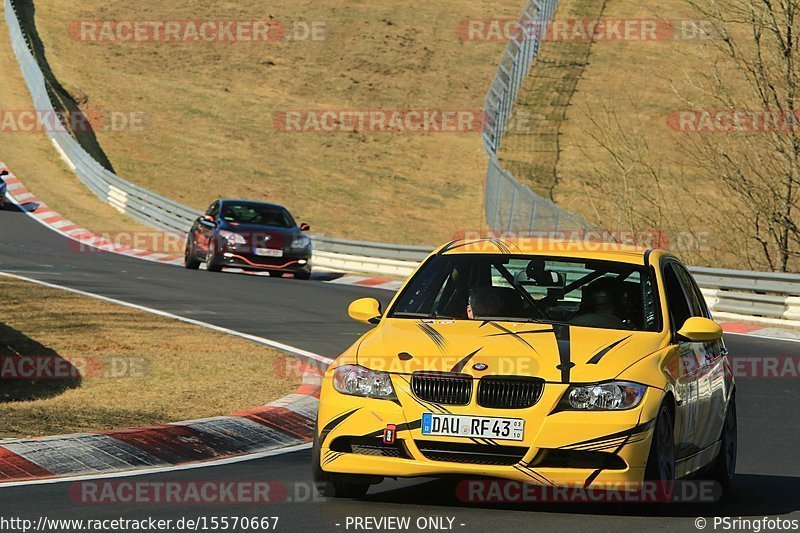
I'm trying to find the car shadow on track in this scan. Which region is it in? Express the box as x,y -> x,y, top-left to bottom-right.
0,321 -> 82,402
361,474 -> 800,517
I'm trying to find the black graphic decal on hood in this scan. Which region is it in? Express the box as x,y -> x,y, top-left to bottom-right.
485,328 -> 555,340
450,348 -> 482,373
587,335 -> 633,365
482,321 -> 544,356
417,322 -> 448,353
553,324 -> 574,382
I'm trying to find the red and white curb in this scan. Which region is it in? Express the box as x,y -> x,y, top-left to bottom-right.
324,275 -> 403,291
0,162 -> 402,291
719,322 -> 800,342
2,168 -> 183,265
0,367 -> 322,484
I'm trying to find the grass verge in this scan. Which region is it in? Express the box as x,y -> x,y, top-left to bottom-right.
0,276 -> 299,439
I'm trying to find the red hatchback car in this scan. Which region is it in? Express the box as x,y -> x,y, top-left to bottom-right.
185,199 -> 313,279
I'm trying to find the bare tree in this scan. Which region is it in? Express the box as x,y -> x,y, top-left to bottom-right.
576,102 -> 713,265
676,0 -> 800,272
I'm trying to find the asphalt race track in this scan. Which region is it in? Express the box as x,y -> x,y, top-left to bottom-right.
0,206 -> 391,356
1,205 -> 799,531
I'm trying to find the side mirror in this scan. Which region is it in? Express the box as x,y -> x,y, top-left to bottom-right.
299,223 -> 310,232
677,317 -> 723,343
348,298 -> 382,325
200,214 -> 215,224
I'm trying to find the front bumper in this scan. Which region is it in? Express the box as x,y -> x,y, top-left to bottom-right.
317,372 -> 663,488
218,247 -> 312,272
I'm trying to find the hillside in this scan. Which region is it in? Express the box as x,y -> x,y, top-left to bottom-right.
2,0 -> 521,245
501,0 -> 800,271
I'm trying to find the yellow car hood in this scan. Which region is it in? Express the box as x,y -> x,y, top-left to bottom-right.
355,318 -> 667,383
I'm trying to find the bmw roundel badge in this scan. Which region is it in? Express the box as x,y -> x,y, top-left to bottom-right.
472,362 -> 488,371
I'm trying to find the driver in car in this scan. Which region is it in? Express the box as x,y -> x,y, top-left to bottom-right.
572,277 -> 628,328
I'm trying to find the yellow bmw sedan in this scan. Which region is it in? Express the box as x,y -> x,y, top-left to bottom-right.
313,238 -> 736,498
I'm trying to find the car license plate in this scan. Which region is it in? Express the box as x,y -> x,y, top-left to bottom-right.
421,413 -> 524,441
255,248 -> 283,257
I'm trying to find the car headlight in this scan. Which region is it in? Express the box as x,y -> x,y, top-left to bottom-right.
333,365 -> 396,400
291,235 -> 311,249
219,230 -> 246,245
560,381 -> 646,411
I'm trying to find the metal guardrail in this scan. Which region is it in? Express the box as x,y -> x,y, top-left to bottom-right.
5,0 -> 201,235
3,0 -> 445,258
5,0 -> 799,326
312,251 -> 420,278
310,236 -> 432,262
481,0 -> 590,233
692,267 -> 800,323
690,267 -> 800,296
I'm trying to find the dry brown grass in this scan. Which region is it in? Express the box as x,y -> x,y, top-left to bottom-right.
0,19 -> 163,243
554,0 -> 747,267
6,0 -> 526,246
0,276 -> 298,439
503,0 -> 771,269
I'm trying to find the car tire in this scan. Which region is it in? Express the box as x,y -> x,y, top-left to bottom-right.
645,402 -> 676,501
184,239 -> 201,270
206,241 -> 223,272
709,395 -> 737,491
267,271 -> 283,278
295,270 -> 311,280
312,424 -> 369,499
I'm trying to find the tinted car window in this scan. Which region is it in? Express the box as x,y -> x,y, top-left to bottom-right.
663,263 -> 693,330
673,263 -> 709,318
390,254 -> 660,332
221,203 -> 295,228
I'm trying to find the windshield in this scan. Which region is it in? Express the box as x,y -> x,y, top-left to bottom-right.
221,202 -> 295,228
389,254 -> 661,332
